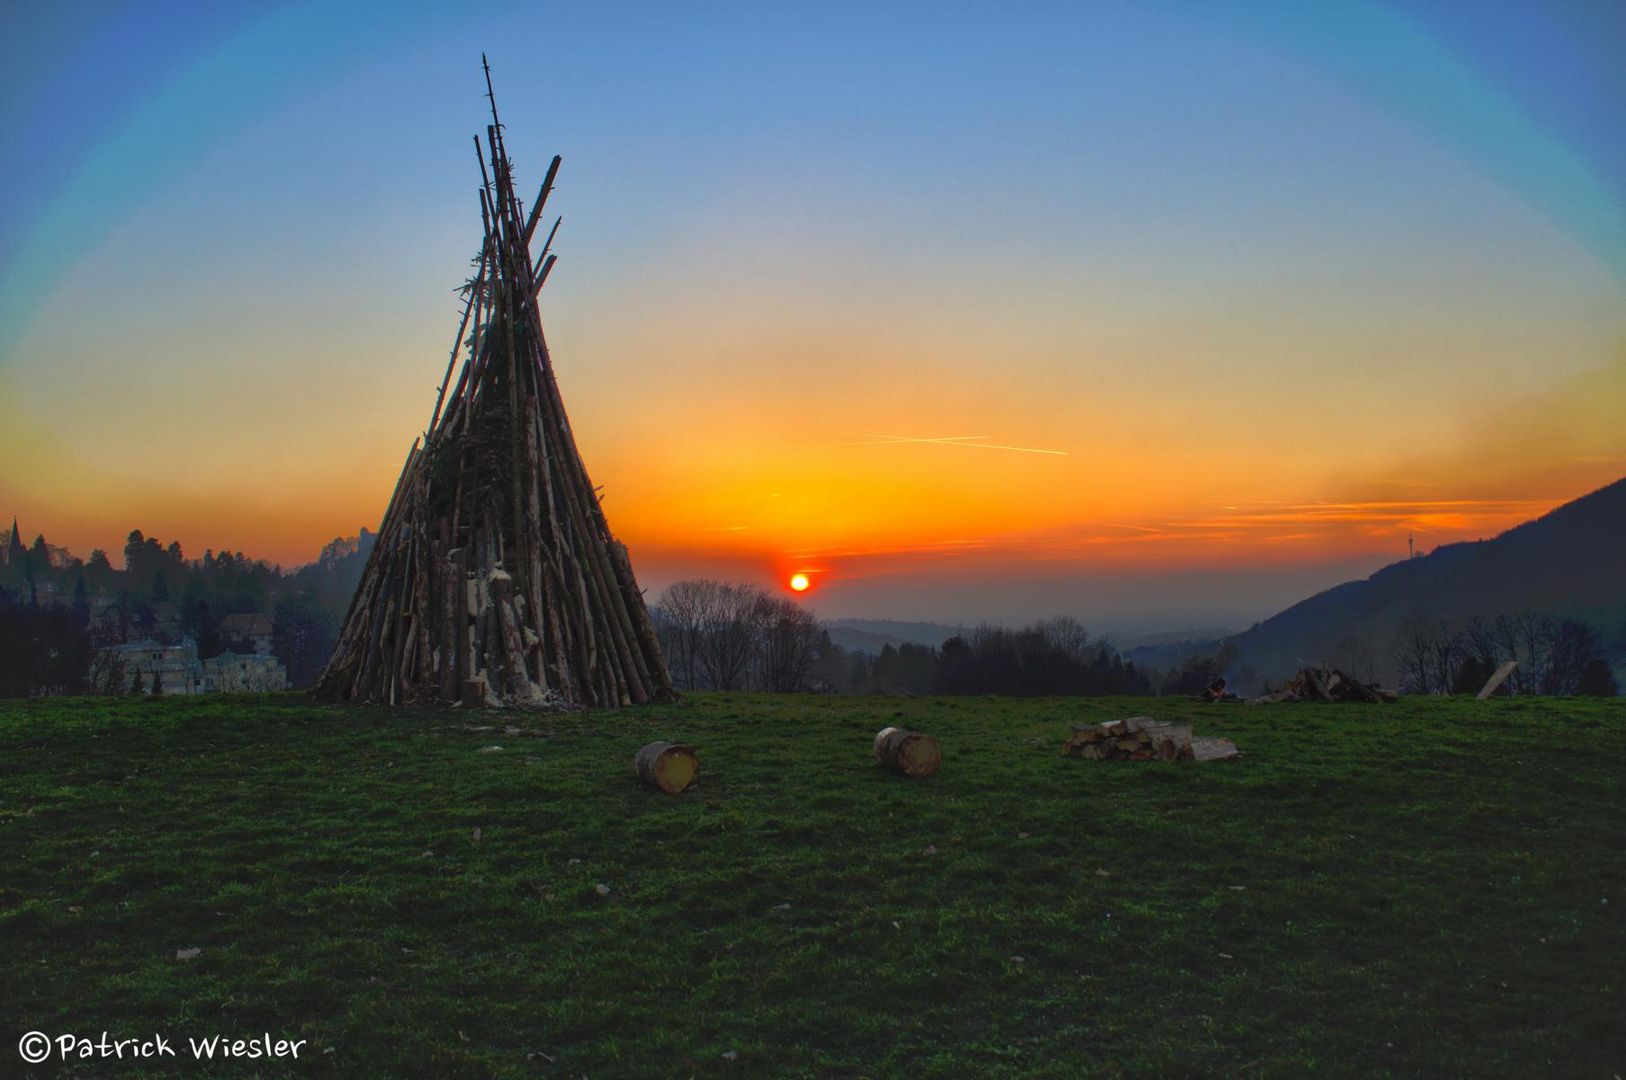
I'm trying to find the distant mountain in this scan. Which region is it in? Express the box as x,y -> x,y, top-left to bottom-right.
1119,627 -> 1240,649
824,618 -> 969,655
1122,633 -> 1232,677
1226,477 -> 1626,686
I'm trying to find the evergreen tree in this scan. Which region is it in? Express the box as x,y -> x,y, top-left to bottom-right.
1578,659 -> 1619,697
125,530 -> 147,583
113,591 -> 132,641
181,570 -> 217,656
5,516 -> 23,565
1451,654 -> 1495,695
85,549 -> 114,591
72,572 -> 90,628
273,591 -> 338,689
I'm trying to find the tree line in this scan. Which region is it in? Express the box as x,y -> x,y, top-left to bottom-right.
0,525 -> 376,696
651,582 -> 1154,696
652,580 -> 827,692
1392,612 -> 1617,697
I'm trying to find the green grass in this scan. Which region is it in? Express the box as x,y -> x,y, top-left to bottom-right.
2,692 -> 1623,1078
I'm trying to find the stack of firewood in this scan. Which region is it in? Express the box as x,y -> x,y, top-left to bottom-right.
1060,716 -> 1240,762
1250,667 -> 1396,704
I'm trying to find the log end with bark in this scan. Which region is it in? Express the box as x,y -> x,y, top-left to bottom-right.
874,726 -> 941,778
635,741 -> 699,794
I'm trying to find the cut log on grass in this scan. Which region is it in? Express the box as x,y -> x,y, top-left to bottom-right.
874,726 -> 942,778
1189,736 -> 1241,762
635,741 -> 699,794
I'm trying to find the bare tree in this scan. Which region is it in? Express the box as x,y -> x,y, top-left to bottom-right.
1036,616 -> 1092,664
1459,616 -> 1500,669
1504,612 -> 1557,696
87,649 -> 128,694
756,596 -> 821,692
654,579 -> 719,691
1329,633 -> 1379,685
1543,619 -> 1605,695
656,579 -> 824,691
1393,618 -> 1436,694
1425,619 -> 1460,697
697,582 -> 766,691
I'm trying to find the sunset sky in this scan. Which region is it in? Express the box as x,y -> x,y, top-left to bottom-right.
3,1 -> 1624,631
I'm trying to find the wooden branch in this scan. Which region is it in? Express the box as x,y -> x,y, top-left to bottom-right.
533,254 -> 557,295
523,157 -> 562,247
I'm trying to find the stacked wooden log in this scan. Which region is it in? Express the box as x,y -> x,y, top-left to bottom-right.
315,59 -> 673,709
1060,716 -> 1240,762
1249,667 -> 1396,704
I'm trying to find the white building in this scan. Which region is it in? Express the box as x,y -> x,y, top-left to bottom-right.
202,650 -> 288,692
93,638 -> 289,694
97,639 -> 206,695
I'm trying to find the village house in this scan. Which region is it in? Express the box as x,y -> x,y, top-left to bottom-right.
218,612 -> 276,656
202,650 -> 289,692
96,639 -> 207,695
93,638 -> 289,694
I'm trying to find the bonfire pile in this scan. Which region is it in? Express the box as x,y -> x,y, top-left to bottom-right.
314,60 -> 673,709
1250,666 -> 1396,704
1060,716 -> 1240,762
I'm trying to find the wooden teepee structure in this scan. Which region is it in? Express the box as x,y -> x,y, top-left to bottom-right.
316,60 -> 673,708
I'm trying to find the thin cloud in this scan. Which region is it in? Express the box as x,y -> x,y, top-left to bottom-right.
860,434 -> 1069,457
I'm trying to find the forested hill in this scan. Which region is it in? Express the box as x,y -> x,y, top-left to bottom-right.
1226,476 -> 1626,685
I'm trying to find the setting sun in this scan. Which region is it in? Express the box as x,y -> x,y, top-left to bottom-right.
789,573 -> 811,593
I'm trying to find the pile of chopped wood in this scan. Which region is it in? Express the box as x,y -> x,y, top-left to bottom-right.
1249,666 -> 1397,704
1059,716 -> 1240,762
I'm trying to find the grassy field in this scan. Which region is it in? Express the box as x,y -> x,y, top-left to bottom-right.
2,692 -> 1623,1078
